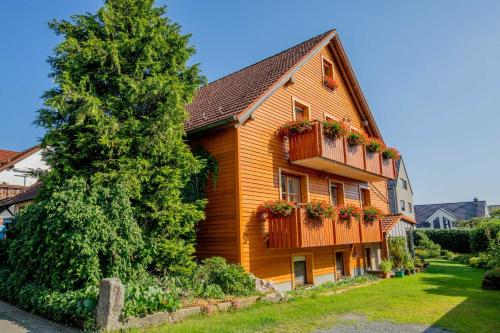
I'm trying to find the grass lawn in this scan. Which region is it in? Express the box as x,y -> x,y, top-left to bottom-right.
130,260 -> 500,333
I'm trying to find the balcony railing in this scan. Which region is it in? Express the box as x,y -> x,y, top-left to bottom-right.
268,207 -> 382,249
288,121 -> 396,181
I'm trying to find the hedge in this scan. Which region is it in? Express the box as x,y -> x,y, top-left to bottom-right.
470,219 -> 500,253
413,229 -> 471,253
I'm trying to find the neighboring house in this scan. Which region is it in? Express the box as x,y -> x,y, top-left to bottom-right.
186,30 -> 398,290
387,157 -> 415,220
415,198 -> 487,229
0,182 -> 40,238
0,146 -> 48,192
381,214 -> 416,258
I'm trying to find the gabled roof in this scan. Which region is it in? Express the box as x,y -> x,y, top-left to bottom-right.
381,213 -> 416,233
0,150 -> 19,165
0,145 -> 40,173
387,157 -> 413,194
415,200 -> 487,225
0,182 -> 41,209
186,30 -> 383,139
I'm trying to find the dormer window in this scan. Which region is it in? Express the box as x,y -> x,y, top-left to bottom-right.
322,57 -> 337,90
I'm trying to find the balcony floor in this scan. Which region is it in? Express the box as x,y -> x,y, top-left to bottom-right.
291,156 -> 388,182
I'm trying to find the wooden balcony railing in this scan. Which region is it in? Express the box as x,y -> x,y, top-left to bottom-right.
288,121 -> 396,181
268,207 -> 382,249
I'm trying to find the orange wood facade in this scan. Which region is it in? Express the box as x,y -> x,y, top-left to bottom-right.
193,43 -> 392,289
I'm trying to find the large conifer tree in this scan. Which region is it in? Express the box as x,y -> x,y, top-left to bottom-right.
15,0 -> 206,284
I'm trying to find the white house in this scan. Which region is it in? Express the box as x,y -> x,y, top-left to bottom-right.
415,198 -> 487,229
0,146 -> 48,187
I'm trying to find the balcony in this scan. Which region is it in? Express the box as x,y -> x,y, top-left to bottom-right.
288,121 -> 396,181
268,207 -> 382,249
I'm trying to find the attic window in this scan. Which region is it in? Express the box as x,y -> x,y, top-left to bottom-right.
292,98 -> 310,121
322,57 -> 337,90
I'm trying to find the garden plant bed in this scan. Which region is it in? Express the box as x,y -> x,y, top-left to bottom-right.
126,260 -> 500,333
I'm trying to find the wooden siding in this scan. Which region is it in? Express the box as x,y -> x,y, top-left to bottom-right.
236,44 -> 389,284
190,127 -> 239,262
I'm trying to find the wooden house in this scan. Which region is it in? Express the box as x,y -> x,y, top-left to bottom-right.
186,30 -> 398,290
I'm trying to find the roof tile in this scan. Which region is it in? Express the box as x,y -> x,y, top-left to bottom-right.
186,30 -> 334,131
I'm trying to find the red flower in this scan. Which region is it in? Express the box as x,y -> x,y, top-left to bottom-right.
324,75 -> 338,90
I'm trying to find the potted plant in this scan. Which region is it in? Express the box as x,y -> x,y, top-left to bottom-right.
336,204 -> 362,224
380,260 -> 393,279
322,120 -> 348,139
382,147 -> 400,160
257,200 -> 294,218
362,206 -> 382,223
365,137 -> 384,153
306,200 -> 335,220
405,258 -> 416,275
388,237 -> 408,278
324,75 -> 338,90
346,131 -> 367,146
277,119 -> 313,138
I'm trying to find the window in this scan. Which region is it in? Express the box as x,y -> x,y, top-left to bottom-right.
360,188 -> 371,207
433,217 -> 441,229
408,202 -> 413,213
292,99 -> 310,121
401,179 -> 408,190
281,174 -> 302,204
400,200 -> 405,211
323,59 -> 333,77
329,181 -> 344,206
443,217 -> 452,229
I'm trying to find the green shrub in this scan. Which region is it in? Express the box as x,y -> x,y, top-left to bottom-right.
192,257 -> 255,298
122,277 -> 181,318
482,267 -> 500,290
389,237 -> 408,270
469,252 -> 496,270
380,260 -> 393,273
414,256 -> 426,268
6,178 -> 146,291
413,229 -> 471,253
453,254 -> 472,265
470,219 -> 500,253
440,250 -> 457,260
414,230 -> 441,258
0,268 -> 97,329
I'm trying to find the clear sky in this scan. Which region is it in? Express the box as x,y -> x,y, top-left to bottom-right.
0,1 -> 499,205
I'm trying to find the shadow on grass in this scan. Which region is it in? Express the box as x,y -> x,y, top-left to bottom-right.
418,260 -> 500,333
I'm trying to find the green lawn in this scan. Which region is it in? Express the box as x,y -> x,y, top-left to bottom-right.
130,260 -> 500,333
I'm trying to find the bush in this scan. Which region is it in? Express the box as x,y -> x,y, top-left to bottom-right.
413,229 -> 471,253
453,254 -> 472,265
441,250 -> 457,260
470,219 -> 500,253
192,257 -> 255,298
414,230 -> 441,258
482,267 -> 500,290
388,237 -> 408,270
0,268 -> 97,329
380,260 -> 393,273
469,252 -> 496,270
122,277 -> 181,318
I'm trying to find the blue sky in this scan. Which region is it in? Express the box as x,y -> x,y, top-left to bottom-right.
0,1 -> 499,205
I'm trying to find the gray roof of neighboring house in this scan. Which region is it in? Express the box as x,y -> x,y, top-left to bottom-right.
414,199 -> 487,225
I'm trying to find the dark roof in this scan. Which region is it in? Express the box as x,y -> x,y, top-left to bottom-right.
185,30 -> 335,132
0,182 -> 41,208
415,200 -> 487,224
0,145 -> 40,173
381,214 -> 416,233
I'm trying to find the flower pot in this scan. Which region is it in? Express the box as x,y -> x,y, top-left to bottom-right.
395,271 -> 405,278
383,272 -> 391,279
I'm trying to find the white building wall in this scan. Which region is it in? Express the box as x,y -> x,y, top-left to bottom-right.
0,150 -> 48,186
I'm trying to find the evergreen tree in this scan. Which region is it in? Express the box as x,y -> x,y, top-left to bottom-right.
12,0 -> 207,286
